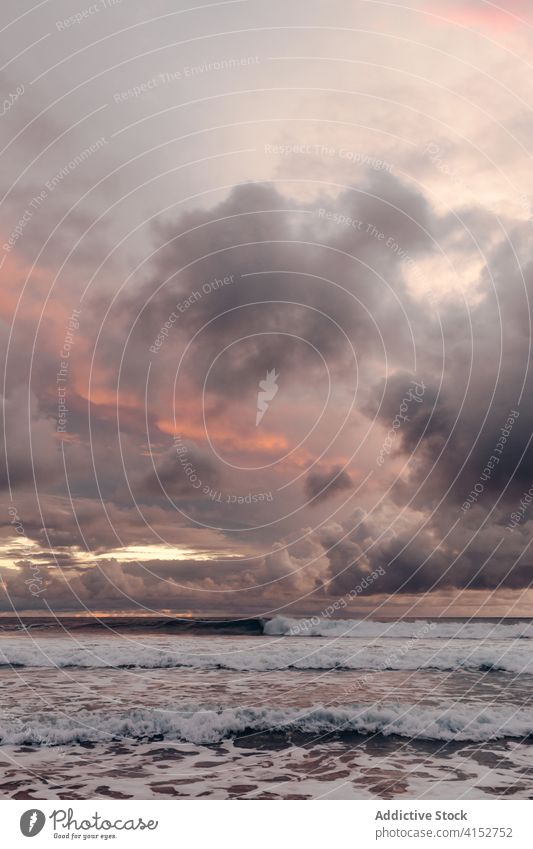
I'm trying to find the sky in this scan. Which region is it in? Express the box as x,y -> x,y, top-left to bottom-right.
1,0 -> 533,618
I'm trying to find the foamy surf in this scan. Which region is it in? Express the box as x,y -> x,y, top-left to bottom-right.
0,637 -> 531,674
1,703 -> 532,746
263,616 -> 533,640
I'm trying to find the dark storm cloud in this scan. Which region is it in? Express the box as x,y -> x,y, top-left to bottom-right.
42,171 -> 447,558
319,508 -> 533,597
3,171 -> 533,608
378,251 -> 533,515
0,389 -> 60,491
99,175 -> 442,404
140,442 -> 221,500
304,465 -> 353,504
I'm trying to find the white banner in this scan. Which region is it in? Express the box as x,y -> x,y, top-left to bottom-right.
1,800 -> 531,848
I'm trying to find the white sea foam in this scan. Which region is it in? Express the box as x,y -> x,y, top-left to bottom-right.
1,703 -> 531,746
0,636 -> 531,673
264,616 -> 533,640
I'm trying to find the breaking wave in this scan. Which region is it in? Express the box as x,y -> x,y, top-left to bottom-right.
1,703 -> 532,746
0,638 -> 531,674
263,616 -> 533,640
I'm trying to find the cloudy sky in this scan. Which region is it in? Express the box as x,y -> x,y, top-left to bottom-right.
1,0 -> 533,617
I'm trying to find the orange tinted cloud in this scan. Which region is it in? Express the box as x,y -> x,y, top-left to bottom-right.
156,416 -> 289,454
429,0 -> 530,32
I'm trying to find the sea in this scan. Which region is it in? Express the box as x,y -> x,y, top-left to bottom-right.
0,616 -> 531,800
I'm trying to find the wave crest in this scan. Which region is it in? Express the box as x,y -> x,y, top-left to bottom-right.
263,616 -> 533,640
1,638 -> 531,674
1,703 -> 532,746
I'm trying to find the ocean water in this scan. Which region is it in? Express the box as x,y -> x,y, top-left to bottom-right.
0,616 -> 531,800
